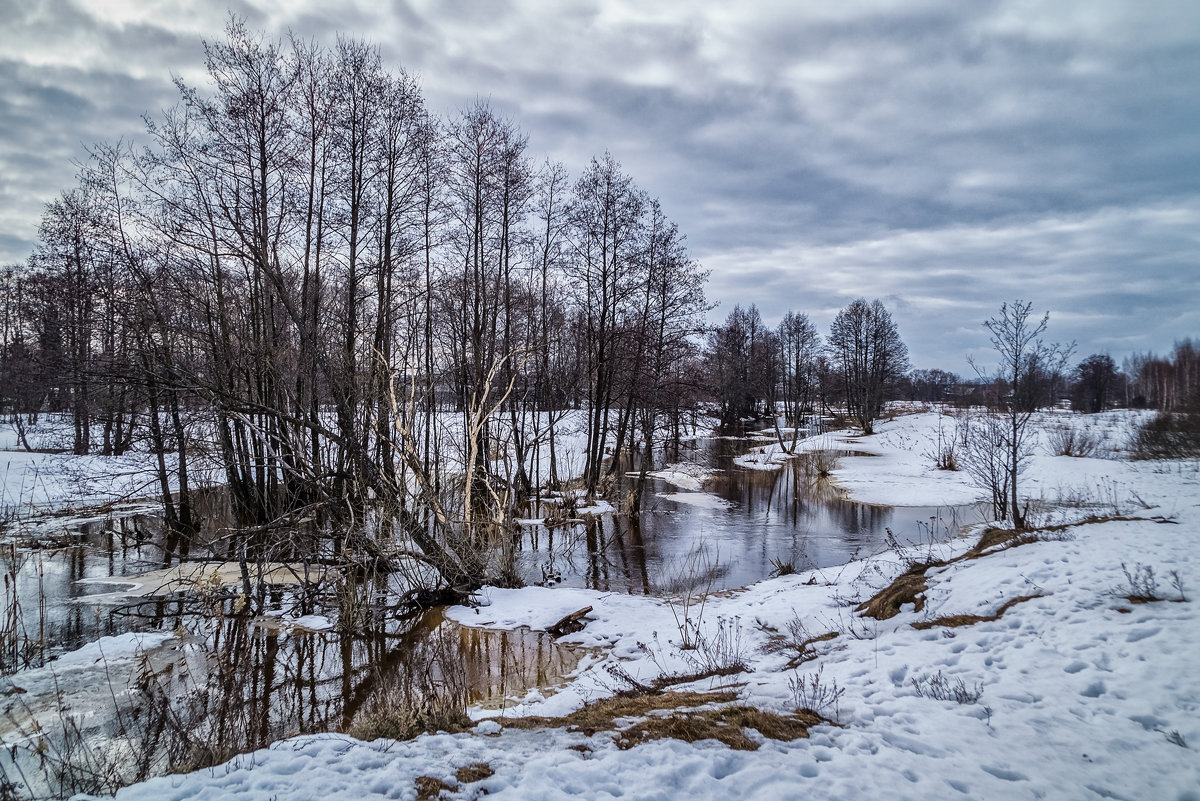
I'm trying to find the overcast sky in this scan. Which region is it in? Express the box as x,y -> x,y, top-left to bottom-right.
2,0 -> 1198,372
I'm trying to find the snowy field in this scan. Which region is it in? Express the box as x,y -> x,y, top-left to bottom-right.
70,409 -> 1199,801
0,420 -> 180,518
0,411 -> 601,523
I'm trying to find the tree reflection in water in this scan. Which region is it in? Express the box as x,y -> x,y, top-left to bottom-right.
1,601 -> 584,799
515,438 -> 984,594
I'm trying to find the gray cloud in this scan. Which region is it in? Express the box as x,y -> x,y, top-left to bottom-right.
704,200 -> 1200,371
1,0 -> 1196,372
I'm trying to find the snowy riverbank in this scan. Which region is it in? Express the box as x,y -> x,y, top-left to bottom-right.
69,409 -> 1199,801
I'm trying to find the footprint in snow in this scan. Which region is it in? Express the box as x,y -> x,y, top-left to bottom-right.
981,765 -> 1029,782
1126,626 -> 1161,643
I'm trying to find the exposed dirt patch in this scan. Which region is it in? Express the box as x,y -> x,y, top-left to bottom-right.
455,763 -> 495,784
414,775 -> 456,801
911,594 -> 1044,630
856,561 -> 942,620
615,706 -> 825,751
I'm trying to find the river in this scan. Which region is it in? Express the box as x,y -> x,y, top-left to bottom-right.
1,434 -> 982,799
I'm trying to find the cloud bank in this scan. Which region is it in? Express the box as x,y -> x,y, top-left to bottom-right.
1,0 -> 1196,371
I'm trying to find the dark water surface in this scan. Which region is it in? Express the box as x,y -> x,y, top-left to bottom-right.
518,436 -> 984,594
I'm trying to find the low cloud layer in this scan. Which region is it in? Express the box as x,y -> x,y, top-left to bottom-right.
2,0 -> 1196,371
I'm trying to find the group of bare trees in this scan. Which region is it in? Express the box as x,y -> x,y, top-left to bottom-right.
1124,340 -> 1200,411
0,20 -> 708,595
705,298 -> 906,438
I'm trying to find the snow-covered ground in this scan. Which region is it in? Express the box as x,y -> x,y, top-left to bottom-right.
0,429 -> 177,518
1,408 -> 670,524
69,409 -> 1199,801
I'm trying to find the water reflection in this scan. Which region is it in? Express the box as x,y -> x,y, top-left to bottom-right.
3,514 -> 164,673
1,607 -> 584,799
516,438 -> 984,594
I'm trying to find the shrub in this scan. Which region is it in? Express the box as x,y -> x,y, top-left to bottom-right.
910,670 -> 984,704
1046,425 -> 1105,458
788,666 -> 846,720
1131,412 -> 1200,460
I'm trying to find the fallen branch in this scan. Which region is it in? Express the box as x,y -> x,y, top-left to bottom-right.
548,606 -> 592,637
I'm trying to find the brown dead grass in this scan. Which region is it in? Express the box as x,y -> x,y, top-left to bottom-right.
496,690 -> 825,751
856,561 -> 942,620
414,776 -> 456,801
650,665 -> 748,690
962,516 -> 1145,560
911,594 -> 1044,630
859,514 -> 1149,623
960,527 -> 1036,559
500,691 -> 739,736
455,763 -> 495,784
615,706 -> 825,751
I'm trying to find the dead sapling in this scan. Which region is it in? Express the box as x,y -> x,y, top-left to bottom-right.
758,613 -> 840,670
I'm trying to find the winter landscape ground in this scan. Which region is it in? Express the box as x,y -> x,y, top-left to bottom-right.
4,409 -> 1199,800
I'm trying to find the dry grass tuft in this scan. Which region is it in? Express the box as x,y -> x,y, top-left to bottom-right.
960,527 -> 1036,559
455,763 -> 495,784
856,561 -> 942,620
615,706 -> 824,751
649,664 -> 748,690
911,594 -> 1043,630
497,690 -> 825,751
414,775 -> 456,801
500,691 -> 739,735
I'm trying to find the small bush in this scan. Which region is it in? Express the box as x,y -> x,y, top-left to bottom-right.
789,666 -> 846,720
1047,425 -> 1105,458
769,557 -> 797,577
932,445 -> 959,471
810,449 -> 840,478
681,616 -> 750,676
1131,412 -> 1200,460
1120,562 -> 1162,604
925,415 -> 959,471
910,670 -> 983,704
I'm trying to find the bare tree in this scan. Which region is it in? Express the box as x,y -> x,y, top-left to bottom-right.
827,298 -> 909,435
568,152 -> 645,499
706,304 -> 774,427
1072,353 -> 1117,413
776,310 -> 821,449
6,18 -> 720,604
972,300 -> 1071,529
